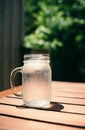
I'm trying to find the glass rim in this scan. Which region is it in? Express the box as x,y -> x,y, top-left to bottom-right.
24,54 -> 49,61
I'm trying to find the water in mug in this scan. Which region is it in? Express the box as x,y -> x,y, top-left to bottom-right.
22,62 -> 51,107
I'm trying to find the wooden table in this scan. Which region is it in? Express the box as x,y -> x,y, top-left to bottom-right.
0,81 -> 85,130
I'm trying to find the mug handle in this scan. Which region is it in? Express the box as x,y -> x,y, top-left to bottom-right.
10,67 -> 22,97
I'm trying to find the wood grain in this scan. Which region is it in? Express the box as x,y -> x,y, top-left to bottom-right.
0,116 -> 84,130
0,81 -> 85,130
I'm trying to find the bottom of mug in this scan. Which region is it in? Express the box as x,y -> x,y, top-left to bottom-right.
24,99 -> 50,107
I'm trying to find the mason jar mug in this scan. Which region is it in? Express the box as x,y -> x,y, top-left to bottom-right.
10,54 -> 52,107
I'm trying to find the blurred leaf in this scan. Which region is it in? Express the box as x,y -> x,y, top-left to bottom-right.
23,0 -> 85,82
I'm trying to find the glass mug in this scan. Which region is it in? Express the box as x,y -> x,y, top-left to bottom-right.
10,54 -> 52,107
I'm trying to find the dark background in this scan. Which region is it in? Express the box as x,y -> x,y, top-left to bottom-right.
23,0 -> 85,82
0,0 -> 85,91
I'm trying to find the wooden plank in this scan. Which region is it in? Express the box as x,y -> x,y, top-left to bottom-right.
52,82 -> 85,93
0,97 -> 23,106
52,96 -> 85,105
0,82 -> 85,129
51,82 -> 85,105
10,0 -> 23,69
0,96 -> 85,114
2,0 -> 12,90
0,86 -> 21,98
53,91 -> 85,98
0,116 -> 83,130
0,103 -> 85,127
0,0 -> 4,90
0,81 -> 85,96
0,0 -> 24,91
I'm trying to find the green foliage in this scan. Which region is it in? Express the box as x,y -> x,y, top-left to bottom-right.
23,0 -> 85,82
24,25 -> 63,51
